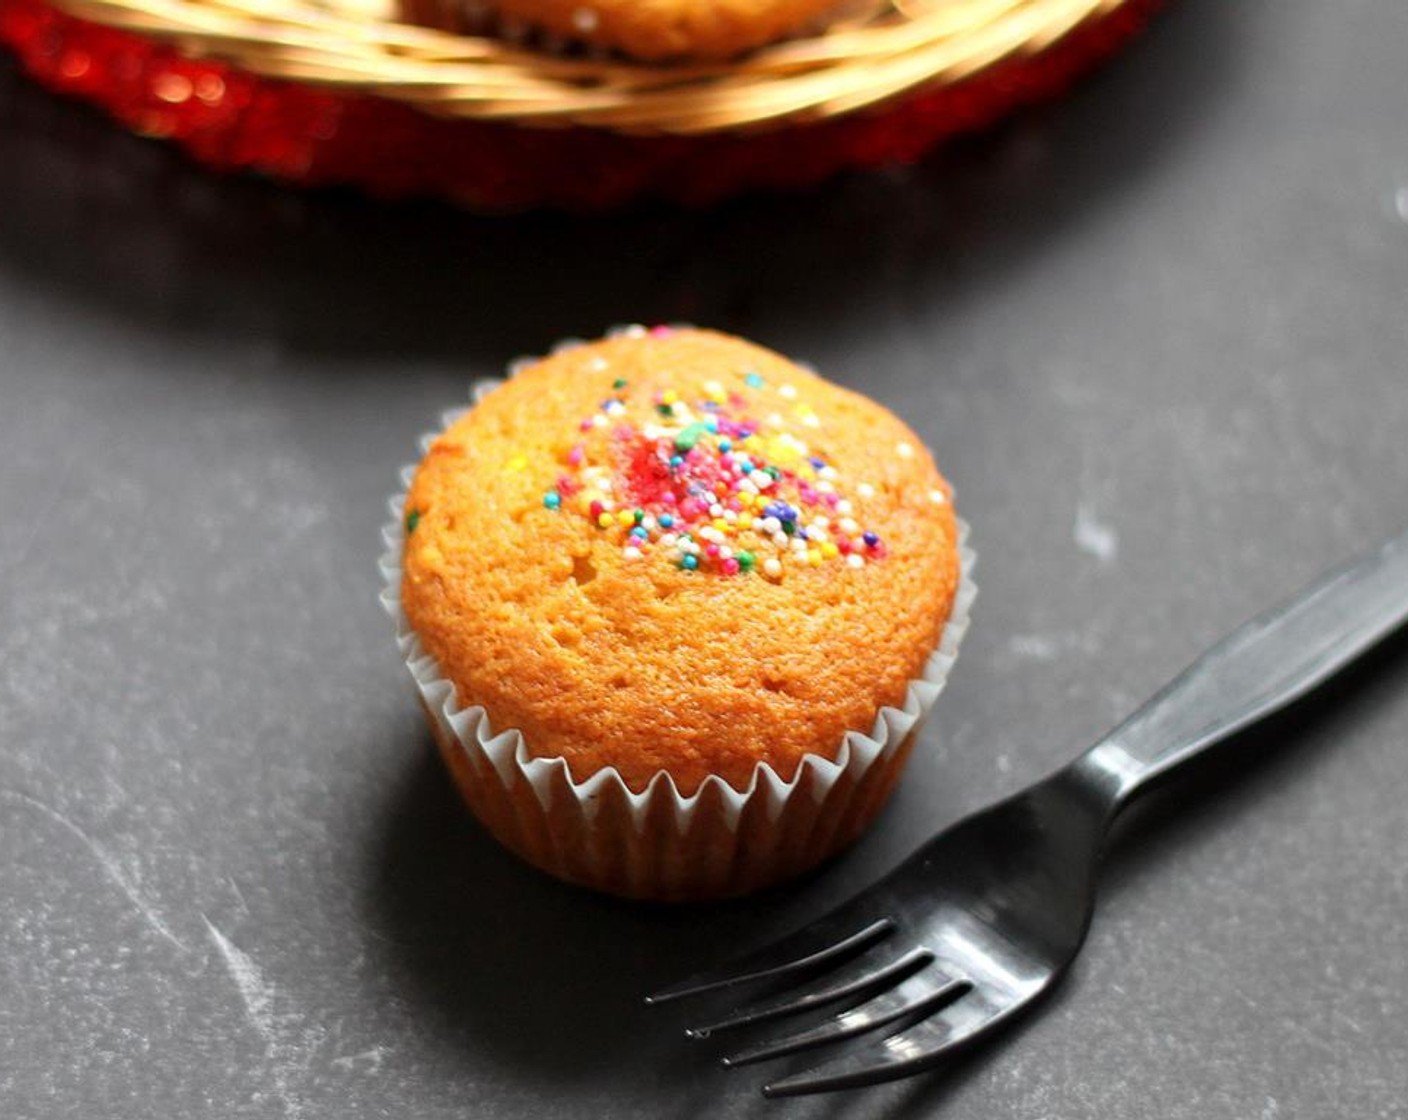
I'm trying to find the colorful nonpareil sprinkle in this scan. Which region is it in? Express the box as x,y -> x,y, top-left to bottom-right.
405,509 -> 421,534
536,353 -> 892,579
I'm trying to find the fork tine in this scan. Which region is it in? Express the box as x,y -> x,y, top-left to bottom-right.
759,988 -> 1002,1096
685,945 -> 934,1038
720,970 -> 970,1068
644,916 -> 895,1005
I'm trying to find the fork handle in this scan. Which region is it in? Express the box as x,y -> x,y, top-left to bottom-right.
1076,524 -> 1408,808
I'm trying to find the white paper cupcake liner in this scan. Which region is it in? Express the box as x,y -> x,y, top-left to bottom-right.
379,347 -> 976,900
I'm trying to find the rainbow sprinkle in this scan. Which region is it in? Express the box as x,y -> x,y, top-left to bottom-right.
538,358 -> 894,579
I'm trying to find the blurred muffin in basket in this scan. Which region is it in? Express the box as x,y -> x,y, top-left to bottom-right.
402,0 -> 870,59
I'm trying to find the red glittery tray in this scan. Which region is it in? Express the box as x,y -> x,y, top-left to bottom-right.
0,0 -> 1165,210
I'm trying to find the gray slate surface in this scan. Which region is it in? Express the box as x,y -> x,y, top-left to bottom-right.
2,0 -> 1407,1116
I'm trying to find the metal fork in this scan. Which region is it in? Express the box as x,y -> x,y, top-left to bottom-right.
647,525 -> 1408,1096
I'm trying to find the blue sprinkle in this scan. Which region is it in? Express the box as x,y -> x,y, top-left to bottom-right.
659,514 -> 675,528
631,526 -> 649,540
810,457 -> 826,470
863,532 -> 880,547
681,555 -> 699,571
669,455 -> 684,470
718,439 -> 733,453
705,418 -> 719,434
543,492 -> 561,510
745,372 -> 765,389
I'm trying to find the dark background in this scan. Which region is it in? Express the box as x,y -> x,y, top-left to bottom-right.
2,1 -> 1406,1116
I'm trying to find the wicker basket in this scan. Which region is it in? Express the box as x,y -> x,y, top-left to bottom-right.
0,0 -> 1164,207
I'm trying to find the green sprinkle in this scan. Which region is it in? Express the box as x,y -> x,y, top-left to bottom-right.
656,403 -> 674,417
633,509 -> 645,524
405,509 -> 421,534
737,551 -> 756,572
612,378 -> 628,390
765,465 -> 782,480
674,422 -> 708,452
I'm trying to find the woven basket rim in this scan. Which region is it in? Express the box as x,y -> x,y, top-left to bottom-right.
41,0 -> 1137,134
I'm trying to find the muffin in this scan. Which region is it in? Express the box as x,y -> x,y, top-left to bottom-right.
460,0 -> 853,60
382,326 -> 973,899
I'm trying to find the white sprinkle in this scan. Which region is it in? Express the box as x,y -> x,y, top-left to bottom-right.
773,532 -> 790,549
641,514 -> 657,529
719,546 -> 733,560
858,483 -> 876,498
801,414 -> 821,429
760,516 -> 782,535
751,517 -> 766,532
709,502 -> 724,517
847,554 -> 865,569
929,489 -> 947,504
588,355 -> 609,372
750,470 -> 774,489
812,516 -> 830,530
896,442 -> 915,459
791,537 -> 808,553
779,384 -> 798,399
819,466 -> 838,481
622,546 -> 643,560
571,5 -> 599,32
768,413 -> 784,427
815,480 -> 835,495
835,499 -> 853,515
764,558 -> 783,578
704,380 -> 725,399
839,518 -> 859,535
591,415 -> 607,428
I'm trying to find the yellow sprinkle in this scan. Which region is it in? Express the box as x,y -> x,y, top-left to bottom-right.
661,389 -> 679,405
597,513 -> 614,529
821,542 -> 839,559
807,550 -> 823,567
713,518 -> 730,533
506,454 -> 528,472
617,510 -> 634,527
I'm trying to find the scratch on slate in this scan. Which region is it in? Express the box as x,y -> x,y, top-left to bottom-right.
203,918 -> 320,1120
1074,501 -> 1120,565
204,918 -> 278,1046
3,789 -> 188,953
331,1046 -> 389,1074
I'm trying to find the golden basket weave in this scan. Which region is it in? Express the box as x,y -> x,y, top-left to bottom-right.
36,0 -> 1140,135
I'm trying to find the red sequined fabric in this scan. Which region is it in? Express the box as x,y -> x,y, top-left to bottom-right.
0,0 -> 1164,209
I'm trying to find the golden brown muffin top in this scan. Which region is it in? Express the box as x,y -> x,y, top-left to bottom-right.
401,328 -> 960,795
